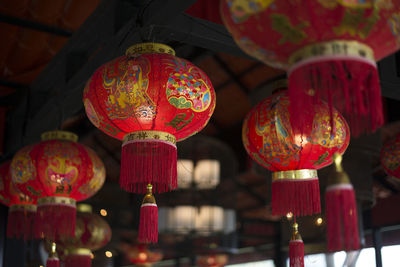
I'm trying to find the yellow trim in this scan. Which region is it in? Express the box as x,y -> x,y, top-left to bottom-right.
126,43 -> 175,56
67,248 -> 92,256
123,131 -> 176,145
37,196 -> 76,206
76,203 -> 92,213
9,204 -> 37,212
41,131 -> 78,142
289,40 -> 374,66
272,169 -> 317,181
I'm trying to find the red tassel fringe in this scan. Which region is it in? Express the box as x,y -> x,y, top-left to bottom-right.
7,207 -> 36,240
65,254 -> 91,267
289,59 -> 383,136
138,204 -> 158,244
46,257 -> 60,267
326,184 -> 360,252
272,178 -> 320,217
121,140 -> 177,194
290,240 -> 304,267
35,204 -> 76,240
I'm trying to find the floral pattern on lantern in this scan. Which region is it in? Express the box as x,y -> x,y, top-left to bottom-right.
0,161 -> 36,239
11,131 -> 106,240
381,133 -> 400,178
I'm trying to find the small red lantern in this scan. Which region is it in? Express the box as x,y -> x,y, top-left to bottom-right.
57,204 -> 112,267
197,254 -> 228,267
242,90 -> 350,217
127,244 -> 163,267
84,42 -> 215,243
0,161 -> 36,240
381,133 -> 400,178
11,131 -> 106,240
221,1 -> 400,135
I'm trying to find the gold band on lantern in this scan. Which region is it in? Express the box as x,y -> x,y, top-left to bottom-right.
9,204 -> 37,212
288,40 -> 375,66
68,248 -> 92,256
37,196 -> 76,206
126,43 -> 175,56
41,130 -> 78,142
272,169 -> 317,181
123,131 -> 177,145
76,203 -> 92,213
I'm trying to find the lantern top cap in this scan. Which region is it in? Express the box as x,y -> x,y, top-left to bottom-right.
126,42 -> 175,56
41,130 -> 78,142
77,203 -> 92,213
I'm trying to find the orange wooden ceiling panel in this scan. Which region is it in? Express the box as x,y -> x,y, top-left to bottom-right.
0,0 -> 30,17
217,53 -> 257,75
213,83 -> 250,127
29,0 -> 68,25
0,23 -> 19,72
197,57 -> 230,88
61,0 -> 102,30
240,65 -> 285,90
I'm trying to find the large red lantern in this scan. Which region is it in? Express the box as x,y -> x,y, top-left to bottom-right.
381,133 -> 400,178
84,42 -> 215,243
126,244 -> 163,267
0,161 -> 36,240
57,204 -> 112,267
11,131 -> 106,241
197,254 -> 228,267
221,1 -> 400,135
242,90 -> 350,217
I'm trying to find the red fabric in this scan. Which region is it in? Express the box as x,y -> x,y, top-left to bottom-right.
64,254 -> 91,267
57,209 -> 111,252
289,59 -> 383,136
289,240 -> 304,267
35,204 -> 76,240
7,207 -> 35,240
272,178 -> 320,216
221,0 -> 400,68
138,204 -> 158,244
242,91 -> 350,172
221,1 -> 400,135
186,0 -> 223,24
326,186 -> 360,252
121,140 -> 177,193
83,51 -> 216,142
381,134 -> 400,179
0,161 -> 37,239
46,257 -> 60,267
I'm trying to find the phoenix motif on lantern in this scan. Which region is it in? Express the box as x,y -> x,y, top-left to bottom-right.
165,58 -> 212,112
103,56 -> 155,120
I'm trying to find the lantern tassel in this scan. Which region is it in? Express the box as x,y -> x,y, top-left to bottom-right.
289,58 -> 383,136
7,204 -> 36,240
289,222 -> 304,267
35,197 -> 76,240
326,154 -> 360,252
272,170 -> 320,216
121,132 -> 177,194
138,184 -> 158,243
46,242 -> 60,267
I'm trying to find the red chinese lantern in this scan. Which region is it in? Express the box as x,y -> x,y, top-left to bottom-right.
197,254 -> 228,267
83,42 -> 215,243
325,154 -> 360,252
242,90 -> 350,217
381,133 -> 400,178
57,204 -> 112,267
127,244 -> 163,266
221,1 -> 400,135
11,131 -> 106,241
0,161 -> 36,240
